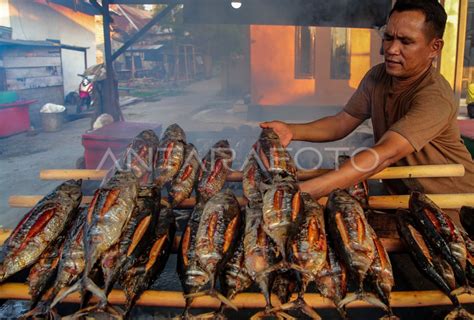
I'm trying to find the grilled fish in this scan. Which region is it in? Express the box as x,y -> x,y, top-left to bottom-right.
169,143 -> 200,207
100,185 -> 160,298
177,202 -> 206,317
216,232 -> 252,318
242,152 -> 270,206
460,206 -> 474,239
120,204 -> 176,319
26,226 -> 68,309
290,193 -> 327,289
409,192 -> 467,285
325,189 -> 376,303
48,208 -> 88,310
314,242 -> 348,319
186,190 -> 242,309
363,230 -> 396,318
262,175 -> 303,261
0,179 -> 82,283
396,210 -> 459,306
79,171 -> 138,301
197,140 -> 233,203
244,205 -> 280,316
257,128 -> 297,178
155,123 -> 186,188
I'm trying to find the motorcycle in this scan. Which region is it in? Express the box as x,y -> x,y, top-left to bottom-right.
78,75 -> 94,113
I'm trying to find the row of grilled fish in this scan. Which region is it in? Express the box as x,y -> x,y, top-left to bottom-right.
397,193 -> 474,319
172,129 -> 397,320
0,124 -> 204,319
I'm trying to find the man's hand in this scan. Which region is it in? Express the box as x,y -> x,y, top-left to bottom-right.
260,121 -> 293,147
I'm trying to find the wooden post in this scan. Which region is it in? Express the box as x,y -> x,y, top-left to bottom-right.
101,0 -> 122,121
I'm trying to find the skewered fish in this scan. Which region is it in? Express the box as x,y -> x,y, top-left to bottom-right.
258,128 -> 297,178
197,140 -> 233,203
100,185 -> 160,299
273,193 -> 326,319
155,123 -> 186,188
262,175 -> 303,261
102,130 -> 160,187
244,205 -> 281,318
242,152 -> 270,206
314,242 -> 348,319
397,210 -> 458,303
216,232 -> 252,318
325,189 -> 388,311
409,192 -> 467,286
363,230 -> 397,319
177,203 -> 206,318
61,171 -> 138,304
120,204 -> 176,319
185,190 -> 242,310
26,225 -> 68,310
0,179 -> 82,283
48,208 -> 88,309
169,143 -> 200,207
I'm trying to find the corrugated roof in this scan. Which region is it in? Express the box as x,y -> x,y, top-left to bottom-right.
0,39 -> 60,48
0,39 -> 88,51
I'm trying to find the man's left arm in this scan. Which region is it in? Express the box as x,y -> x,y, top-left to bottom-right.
299,131 -> 415,198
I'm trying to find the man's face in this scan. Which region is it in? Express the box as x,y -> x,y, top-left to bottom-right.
383,10 -> 441,79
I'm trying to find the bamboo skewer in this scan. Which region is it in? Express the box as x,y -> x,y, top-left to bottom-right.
0,230 -> 404,252
0,283 -> 472,309
39,164 -> 465,181
9,193 -> 474,209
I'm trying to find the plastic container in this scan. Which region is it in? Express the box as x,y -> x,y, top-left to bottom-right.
82,121 -> 162,170
0,91 -> 18,104
0,100 -> 35,137
41,111 -> 65,132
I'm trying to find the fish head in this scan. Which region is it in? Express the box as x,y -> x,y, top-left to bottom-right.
163,123 -> 186,142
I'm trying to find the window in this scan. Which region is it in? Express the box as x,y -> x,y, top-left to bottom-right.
330,28 -> 351,79
295,26 -> 316,79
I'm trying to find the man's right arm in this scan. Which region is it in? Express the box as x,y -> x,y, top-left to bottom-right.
260,111 -> 364,146
290,111 -> 364,142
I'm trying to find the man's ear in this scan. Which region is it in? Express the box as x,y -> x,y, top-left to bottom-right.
429,38 -> 444,58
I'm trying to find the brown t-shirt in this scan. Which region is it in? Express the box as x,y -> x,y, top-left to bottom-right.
344,63 -> 474,195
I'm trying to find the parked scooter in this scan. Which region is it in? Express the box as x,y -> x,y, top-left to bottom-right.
78,74 -> 94,113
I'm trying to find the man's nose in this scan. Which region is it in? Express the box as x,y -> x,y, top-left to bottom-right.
385,40 -> 400,55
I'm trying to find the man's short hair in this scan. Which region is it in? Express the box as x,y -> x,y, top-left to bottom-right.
389,0 -> 447,39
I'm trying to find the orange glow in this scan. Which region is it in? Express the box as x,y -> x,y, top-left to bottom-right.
250,25 -> 315,106
250,25 -> 378,107
349,29 -> 371,89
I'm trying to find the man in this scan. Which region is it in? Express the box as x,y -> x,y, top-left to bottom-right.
261,0 -> 474,201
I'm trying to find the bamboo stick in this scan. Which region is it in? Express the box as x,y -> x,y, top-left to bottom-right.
9,194 -> 474,209
0,283 -> 472,309
0,230 -> 405,252
39,164 -> 464,181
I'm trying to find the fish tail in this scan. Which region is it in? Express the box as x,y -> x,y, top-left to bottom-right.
444,306 -> 474,320
339,292 -> 388,311
270,298 -> 322,320
214,290 -> 238,311
451,285 -> 474,296
83,277 -> 108,306
50,281 -> 82,308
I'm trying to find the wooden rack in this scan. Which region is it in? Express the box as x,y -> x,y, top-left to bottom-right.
2,164 -> 474,312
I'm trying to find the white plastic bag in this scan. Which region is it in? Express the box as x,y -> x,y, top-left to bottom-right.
40,103 -> 66,113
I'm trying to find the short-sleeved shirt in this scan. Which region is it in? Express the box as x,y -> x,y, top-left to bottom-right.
344,63 -> 474,195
